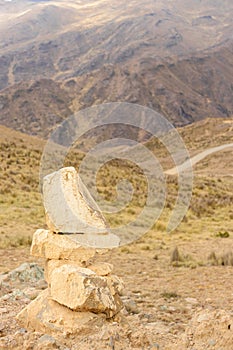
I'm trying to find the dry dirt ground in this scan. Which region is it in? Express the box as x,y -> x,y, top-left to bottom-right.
0,234 -> 233,350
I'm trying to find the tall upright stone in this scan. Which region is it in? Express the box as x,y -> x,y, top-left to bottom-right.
43,166 -> 107,234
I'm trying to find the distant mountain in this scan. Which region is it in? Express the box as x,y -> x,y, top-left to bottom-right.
0,0 -> 232,136
0,79 -> 72,137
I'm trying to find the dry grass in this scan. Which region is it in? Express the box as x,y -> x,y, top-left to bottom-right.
208,251 -> 233,266
0,118 -> 233,253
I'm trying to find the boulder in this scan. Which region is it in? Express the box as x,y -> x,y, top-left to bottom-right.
31,229 -> 96,263
43,167 -> 107,235
17,289 -> 106,336
45,260 -> 113,283
50,265 -> 123,317
0,263 -> 44,283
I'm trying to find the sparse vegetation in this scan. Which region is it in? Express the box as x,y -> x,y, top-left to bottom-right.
208,251 -> 233,266
216,231 -> 230,238
170,247 -> 182,263
0,118 -> 233,262
161,291 -> 180,299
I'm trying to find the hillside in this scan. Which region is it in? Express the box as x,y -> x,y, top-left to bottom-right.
0,0 -> 233,136
0,117 -> 233,349
1,2 -> 233,348
0,117 -> 232,254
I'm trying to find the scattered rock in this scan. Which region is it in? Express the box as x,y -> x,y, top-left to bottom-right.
35,279 -> 48,290
107,274 -> 125,296
123,299 -> 140,314
34,334 -> 64,350
17,289 -> 106,336
0,263 -> 44,284
23,288 -> 41,300
1,289 -> 28,301
0,308 -> 8,314
185,297 -> 198,305
181,309 -> 233,349
50,265 -> 123,318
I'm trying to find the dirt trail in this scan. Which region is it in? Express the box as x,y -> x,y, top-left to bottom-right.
165,143 -> 233,175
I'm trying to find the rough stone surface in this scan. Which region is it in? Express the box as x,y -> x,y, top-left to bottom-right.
44,259 -> 74,284
107,274 -> 125,296
16,289 -> 106,336
34,335 -> 63,350
0,263 -> 44,284
43,167 -> 107,234
88,262 -> 113,276
45,260 -> 113,284
181,309 -> 233,349
31,229 -> 96,263
50,265 -> 123,317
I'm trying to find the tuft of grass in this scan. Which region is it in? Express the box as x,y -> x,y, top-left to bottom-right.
120,246 -> 131,254
215,231 -> 230,238
208,251 -> 233,266
220,252 -> 233,266
161,291 -> 180,299
170,247 -> 182,263
170,247 -> 199,268
0,234 -> 32,248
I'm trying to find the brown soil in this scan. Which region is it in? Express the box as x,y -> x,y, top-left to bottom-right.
0,234 -> 233,350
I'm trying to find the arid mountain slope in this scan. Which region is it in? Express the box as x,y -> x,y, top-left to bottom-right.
0,0 -> 232,135
0,79 -> 72,136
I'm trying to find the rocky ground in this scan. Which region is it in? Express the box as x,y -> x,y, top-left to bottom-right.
0,234 -> 233,350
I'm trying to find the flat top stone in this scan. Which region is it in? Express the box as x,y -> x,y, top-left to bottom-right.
30,229 -> 97,261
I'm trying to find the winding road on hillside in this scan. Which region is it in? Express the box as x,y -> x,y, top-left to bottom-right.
165,142 -> 233,175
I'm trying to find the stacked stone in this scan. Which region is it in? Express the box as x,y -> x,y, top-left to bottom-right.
17,167 -> 124,335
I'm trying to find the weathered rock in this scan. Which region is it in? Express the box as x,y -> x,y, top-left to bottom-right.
107,274 -> 125,296
17,289 -> 106,336
22,287 -> 41,300
31,229 -> 96,263
124,299 -> 140,314
175,309 -> 233,350
0,263 -> 44,283
43,167 -> 107,234
50,265 -> 123,317
34,335 -> 62,350
44,260 -> 84,284
88,262 -> 113,276
45,260 -> 113,283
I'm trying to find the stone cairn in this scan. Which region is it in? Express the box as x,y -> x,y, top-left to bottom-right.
17,167 -> 124,336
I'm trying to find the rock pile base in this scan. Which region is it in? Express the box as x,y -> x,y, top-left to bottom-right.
17,229 -> 124,335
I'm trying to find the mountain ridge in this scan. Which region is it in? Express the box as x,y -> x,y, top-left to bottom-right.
0,0 -> 232,136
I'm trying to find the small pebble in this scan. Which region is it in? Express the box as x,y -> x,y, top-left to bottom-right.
208,339 -> 216,346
